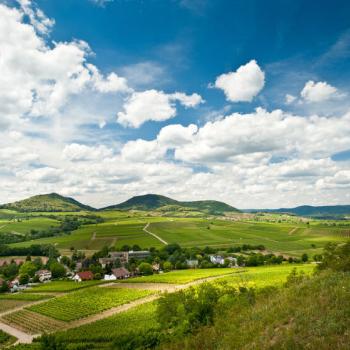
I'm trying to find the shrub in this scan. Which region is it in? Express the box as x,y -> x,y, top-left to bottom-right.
318,241 -> 350,271
138,263 -> 153,276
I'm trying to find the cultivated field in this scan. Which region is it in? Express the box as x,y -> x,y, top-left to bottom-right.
25,280 -> 106,293
51,302 -> 158,349
7,211 -> 349,257
28,287 -> 154,321
120,268 -> 237,284
1,309 -> 66,334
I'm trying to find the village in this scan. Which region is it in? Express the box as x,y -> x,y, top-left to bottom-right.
0,245 -> 247,293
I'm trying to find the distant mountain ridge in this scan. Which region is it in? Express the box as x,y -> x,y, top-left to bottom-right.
0,193 -> 95,212
248,205 -> 350,218
102,194 -> 239,214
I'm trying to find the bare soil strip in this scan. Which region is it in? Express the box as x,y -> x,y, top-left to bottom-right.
143,223 -> 168,245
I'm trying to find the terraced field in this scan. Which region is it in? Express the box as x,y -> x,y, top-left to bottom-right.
0,299 -> 30,313
0,293 -> 52,301
28,287 -> 155,321
25,280 -> 107,293
1,309 -> 66,334
52,302 -> 159,349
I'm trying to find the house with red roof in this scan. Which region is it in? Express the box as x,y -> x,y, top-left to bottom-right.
73,271 -> 94,282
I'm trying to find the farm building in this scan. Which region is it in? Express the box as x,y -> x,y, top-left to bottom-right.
35,269 -> 52,282
73,271 -> 94,282
210,255 -> 225,265
104,274 -> 117,281
128,250 -> 150,260
109,252 -> 129,264
111,267 -> 130,279
186,259 -> 199,268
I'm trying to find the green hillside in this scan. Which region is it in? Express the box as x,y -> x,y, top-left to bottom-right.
102,194 -> 239,214
0,193 -> 95,212
162,270 -> 350,350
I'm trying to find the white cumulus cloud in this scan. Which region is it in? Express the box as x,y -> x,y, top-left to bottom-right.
301,80 -> 340,102
214,60 -> 265,102
117,89 -> 203,128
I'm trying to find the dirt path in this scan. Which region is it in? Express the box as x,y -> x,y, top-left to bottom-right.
0,225 -> 7,230
0,320 -> 34,344
109,238 -> 117,248
60,271 -> 240,331
91,232 -> 96,240
143,223 -> 168,245
63,294 -> 159,330
5,271 -> 240,343
288,227 -> 298,235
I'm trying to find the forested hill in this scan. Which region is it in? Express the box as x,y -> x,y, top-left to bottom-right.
102,194 -> 239,214
0,193 -> 95,212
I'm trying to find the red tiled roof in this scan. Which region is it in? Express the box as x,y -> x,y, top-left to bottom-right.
112,267 -> 130,278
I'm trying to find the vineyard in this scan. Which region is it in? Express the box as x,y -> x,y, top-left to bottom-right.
25,280 -> 106,293
214,264 -> 315,289
1,309 -> 66,334
0,293 -> 52,301
28,287 -> 155,321
0,299 -> 29,313
0,329 -> 15,348
120,268 -> 236,284
53,302 -> 159,349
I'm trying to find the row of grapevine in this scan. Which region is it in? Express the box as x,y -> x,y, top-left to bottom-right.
1,310 -> 66,334
28,287 -> 154,321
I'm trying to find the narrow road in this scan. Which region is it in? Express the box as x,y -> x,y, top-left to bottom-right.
59,271 -> 240,331
0,320 -> 34,344
143,223 -> 168,245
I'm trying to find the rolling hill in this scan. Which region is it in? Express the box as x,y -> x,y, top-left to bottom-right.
102,194 -> 239,214
264,205 -> 350,218
0,193 -> 95,212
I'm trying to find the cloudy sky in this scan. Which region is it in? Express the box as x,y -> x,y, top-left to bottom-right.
1,0 -> 350,209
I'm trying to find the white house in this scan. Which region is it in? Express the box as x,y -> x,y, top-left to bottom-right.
209,255 -> 225,265
104,274 -> 117,281
35,269 -> 52,282
186,259 -> 199,268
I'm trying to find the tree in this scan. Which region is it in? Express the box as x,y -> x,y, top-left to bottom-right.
163,261 -> 172,272
318,241 -> 350,271
301,253 -> 308,262
138,262 -> 153,276
19,261 -> 37,277
33,257 -> 43,270
49,262 -> 66,278
19,273 -> 29,285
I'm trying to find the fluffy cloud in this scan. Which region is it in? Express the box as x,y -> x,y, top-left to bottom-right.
121,139 -> 166,162
172,108 -> 350,163
0,2 -> 128,121
157,124 -> 198,147
62,143 -> 114,161
214,60 -> 265,102
117,89 -> 203,128
300,80 -> 339,102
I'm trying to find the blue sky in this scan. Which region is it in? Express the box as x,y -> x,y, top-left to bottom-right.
1,0 -> 350,208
